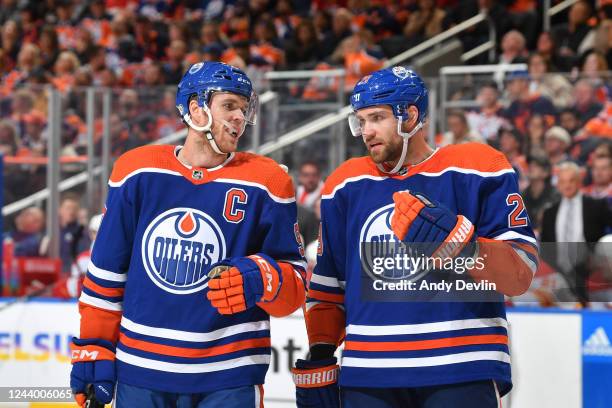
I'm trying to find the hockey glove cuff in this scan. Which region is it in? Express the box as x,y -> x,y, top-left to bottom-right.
70,338 -> 115,407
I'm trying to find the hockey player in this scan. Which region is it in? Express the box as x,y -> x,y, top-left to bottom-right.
292,67 -> 538,407
69,61 -> 307,407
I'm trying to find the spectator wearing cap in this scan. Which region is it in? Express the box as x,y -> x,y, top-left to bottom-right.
522,155 -> 560,233
528,52 -> 573,108
583,155 -> 612,200
502,70 -> 557,135
545,126 -> 572,168
440,110 -> 484,146
466,82 -> 509,142
572,79 -> 604,127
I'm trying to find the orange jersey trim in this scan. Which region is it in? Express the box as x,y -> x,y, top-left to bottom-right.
119,333 -> 271,358
109,146 -> 295,199
79,302 -> 122,343
345,334 -> 508,352
83,276 -> 125,298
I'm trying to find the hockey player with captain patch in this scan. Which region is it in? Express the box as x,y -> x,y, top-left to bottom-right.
292,67 -> 539,407
69,61 -> 307,407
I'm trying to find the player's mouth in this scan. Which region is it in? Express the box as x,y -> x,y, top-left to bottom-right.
369,142 -> 383,151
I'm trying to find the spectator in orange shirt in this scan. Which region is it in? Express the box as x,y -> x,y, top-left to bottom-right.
49,50 -> 80,93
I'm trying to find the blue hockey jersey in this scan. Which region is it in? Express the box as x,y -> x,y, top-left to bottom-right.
78,145 -> 306,393
306,143 -> 538,395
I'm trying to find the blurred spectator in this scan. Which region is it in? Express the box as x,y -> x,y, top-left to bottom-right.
73,27 -> 97,65
199,22 -> 226,54
285,19 -> 323,69
53,213 -> 102,299
560,108 -> 582,138
466,81 -> 508,142
583,155 -> 612,200
6,206 -> 45,257
274,0 -> 300,41
572,79 -> 604,127
49,50 -> 80,93
331,29 -> 385,90
252,18 -> 285,68
0,119 -> 18,156
38,25 -> 60,72
502,70 -> 557,135
320,8 -> 354,57
163,40 -> 188,85
20,110 -> 46,155
544,126 -> 572,167
499,126 -> 528,189
522,155 -> 559,233
525,113 -> 550,158
55,194 -> 90,273
535,31 -> 568,72
528,52 -> 573,108
582,100 -> 612,138
1,19 -> 21,70
497,30 -> 528,64
440,110 -> 484,146
552,0 -> 594,61
296,160 -> 323,210
0,43 -> 41,97
541,161 -> 612,303
80,0 -> 112,47
403,0 -> 445,46
578,51 -> 611,103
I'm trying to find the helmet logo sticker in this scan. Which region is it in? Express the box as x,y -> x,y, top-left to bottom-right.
189,62 -> 204,74
392,66 -> 409,79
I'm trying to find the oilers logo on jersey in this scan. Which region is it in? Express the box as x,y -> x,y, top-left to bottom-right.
359,203 -> 428,281
141,207 -> 226,294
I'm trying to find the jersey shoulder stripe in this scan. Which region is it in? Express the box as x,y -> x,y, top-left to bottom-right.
213,152 -> 295,200
109,145 -> 180,185
322,157 -> 380,197
417,143 -> 513,176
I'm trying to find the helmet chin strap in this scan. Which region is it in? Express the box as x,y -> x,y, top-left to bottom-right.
376,117 -> 423,174
182,105 -> 226,155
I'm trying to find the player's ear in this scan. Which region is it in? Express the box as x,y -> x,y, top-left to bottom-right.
189,99 -> 210,127
401,105 -> 419,132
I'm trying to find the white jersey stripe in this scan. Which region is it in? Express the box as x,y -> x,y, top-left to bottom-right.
79,292 -> 123,311
108,168 -> 182,187
513,246 -> 538,275
493,231 -> 538,244
322,167 -> 515,200
347,317 -> 508,336
88,261 -> 127,282
120,316 -> 270,342
341,350 -> 511,368
116,349 -> 270,373
310,273 -> 343,288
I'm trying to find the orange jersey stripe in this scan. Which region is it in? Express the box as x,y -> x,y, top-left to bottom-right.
119,333 -> 271,358
322,157 -> 379,196
83,276 -> 125,298
308,289 -> 345,304
109,146 -> 295,199
345,334 -> 508,352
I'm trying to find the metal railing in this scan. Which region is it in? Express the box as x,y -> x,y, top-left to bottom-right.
3,10 -> 496,227
543,0 -> 578,32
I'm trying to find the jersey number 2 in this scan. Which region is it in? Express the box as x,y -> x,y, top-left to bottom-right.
506,193 -> 528,228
